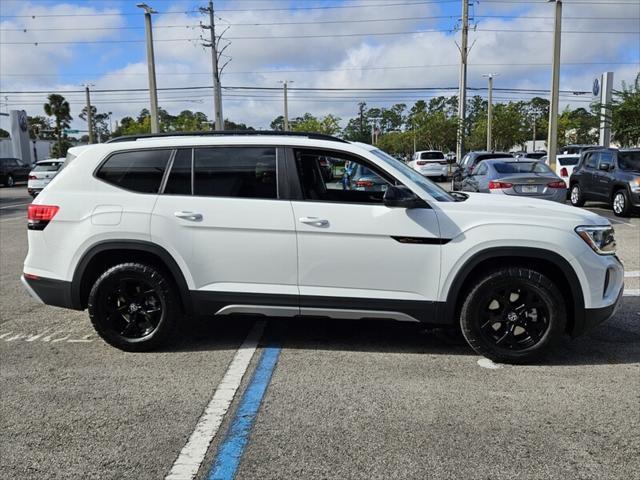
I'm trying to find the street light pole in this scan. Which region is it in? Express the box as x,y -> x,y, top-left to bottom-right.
482,73 -> 498,151
137,3 -> 160,134
456,0 -> 470,163
83,84 -> 94,144
279,81 -> 292,131
547,0 -> 562,171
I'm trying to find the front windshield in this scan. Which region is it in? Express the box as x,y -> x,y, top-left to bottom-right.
618,151 -> 640,171
370,148 -> 455,202
494,161 -> 551,174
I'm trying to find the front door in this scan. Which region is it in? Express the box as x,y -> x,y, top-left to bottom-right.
288,148 -> 442,322
593,150 -> 614,199
151,146 -> 299,312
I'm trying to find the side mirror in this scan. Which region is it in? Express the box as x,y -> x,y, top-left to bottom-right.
383,185 -> 428,209
598,163 -> 611,171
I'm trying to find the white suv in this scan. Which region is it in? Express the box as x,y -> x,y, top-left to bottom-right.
22,132 -> 624,363
408,150 -> 449,180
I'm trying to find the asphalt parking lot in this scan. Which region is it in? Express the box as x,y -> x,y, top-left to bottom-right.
1,185 -> 638,480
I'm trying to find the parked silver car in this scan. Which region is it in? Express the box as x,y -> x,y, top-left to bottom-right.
460,159 -> 567,202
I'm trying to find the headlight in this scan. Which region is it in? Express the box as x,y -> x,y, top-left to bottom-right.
631,179 -> 640,193
575,225 -> 616,255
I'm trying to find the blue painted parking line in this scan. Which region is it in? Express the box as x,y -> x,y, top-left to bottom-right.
207,340 -> 282,480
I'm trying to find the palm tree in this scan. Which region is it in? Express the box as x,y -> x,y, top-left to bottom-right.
43,94 -> 72,156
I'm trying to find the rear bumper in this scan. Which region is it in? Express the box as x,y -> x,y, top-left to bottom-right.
21,274 -> 80,310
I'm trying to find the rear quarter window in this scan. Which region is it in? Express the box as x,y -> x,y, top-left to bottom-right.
96,149 -> 172,193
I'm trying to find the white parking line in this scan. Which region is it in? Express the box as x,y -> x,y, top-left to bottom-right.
624,289 -> 639,297
165,321 -> 266,480
0,202 -> 30,210
624,271 -> 640,278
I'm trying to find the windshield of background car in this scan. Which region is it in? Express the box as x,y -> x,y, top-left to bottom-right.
33,162 -> 63,172
370,148 -> 456,202
494,162 -> 552,174
618,151 -> 640,171
558,156 -> 580,166
420,152 -> 445,160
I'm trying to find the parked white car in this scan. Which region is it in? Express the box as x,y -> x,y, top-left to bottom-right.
540,154 -> 581,188
408,150 -> 449,180
27,158 -> 65,197
22,132 -> 623,363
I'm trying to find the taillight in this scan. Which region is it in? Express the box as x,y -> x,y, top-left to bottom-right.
27,204 -> 59,230
488,181 -> 513,189
547,181 -> 566,189
560,167 -> 568,177
28,175 -> 37,180
355,180 -> 374,188
416,161 -> 426,166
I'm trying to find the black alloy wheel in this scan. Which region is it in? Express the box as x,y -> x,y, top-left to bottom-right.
88,263 -> 179,351
460,267 -> 566,364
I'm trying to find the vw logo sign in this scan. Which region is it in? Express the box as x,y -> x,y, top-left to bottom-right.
18,110 -> 28,132
592,78 -> 600,98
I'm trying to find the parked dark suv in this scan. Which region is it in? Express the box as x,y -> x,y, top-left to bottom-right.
569,148 -> 640,217
452,151 -> 513,190
0,157 -> 31,187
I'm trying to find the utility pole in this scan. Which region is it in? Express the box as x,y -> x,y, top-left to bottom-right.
137,3 -> 160,133
201,0 -> 224,130
456,0 -> 470,163
546,0 -> 562,171
532,116 -> 537,152
279,81 -> 292,131
482,73 -> 498,151
83,84 -> 94,144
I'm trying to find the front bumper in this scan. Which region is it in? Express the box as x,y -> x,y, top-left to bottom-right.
573,283 -> 624,337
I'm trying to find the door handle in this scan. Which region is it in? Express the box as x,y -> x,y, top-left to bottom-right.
174,211 -> 203,221
299,217 -> 329,227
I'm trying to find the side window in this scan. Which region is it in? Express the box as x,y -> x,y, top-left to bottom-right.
96,149 -> 171,193
193,147 -> 277,199
164,148 -> 192,195
294,149 -> 392,204
584,153 -> 597,169
598,151 -> 614,169
474,163 -> 488,175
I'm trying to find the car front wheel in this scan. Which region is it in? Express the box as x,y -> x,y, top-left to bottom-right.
612,189 -> 631,217
88,263 -> 180,351
459,267 -> 566,364
5,175 -> 14,187
569,183 -> 584,207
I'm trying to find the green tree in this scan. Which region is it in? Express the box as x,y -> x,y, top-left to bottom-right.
610,72 -> 640,147
79,106 -> 111,142
43,94 -> 72,156
291,113 -> 341,135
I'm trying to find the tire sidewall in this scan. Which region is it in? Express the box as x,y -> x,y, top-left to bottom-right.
613,190 -> 629,217
88,263 -> 178,351
570,184 -> 582,206
460,268 -> 566,364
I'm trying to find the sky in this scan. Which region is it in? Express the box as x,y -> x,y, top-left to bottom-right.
0,0 -> 639,133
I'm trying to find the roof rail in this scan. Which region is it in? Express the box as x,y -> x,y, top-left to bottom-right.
105,130 -> 348,144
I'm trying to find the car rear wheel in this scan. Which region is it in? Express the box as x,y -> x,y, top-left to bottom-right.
459,267 -> 566,364
5,175 -> 14,187
88,263 -> 180,351
612,190 -> 631,217
569,183 -> 584,207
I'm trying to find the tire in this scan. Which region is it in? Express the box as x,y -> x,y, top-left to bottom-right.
459,267 -> 566,364
5,175 -> 14,188
612,189 -> 631,217
88,263 -> 180,352
569,183 -> 584,207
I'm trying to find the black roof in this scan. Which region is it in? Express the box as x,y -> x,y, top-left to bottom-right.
106,130 -> 348,144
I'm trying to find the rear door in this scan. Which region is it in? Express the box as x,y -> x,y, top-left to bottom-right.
578,152 -> 598,199
150,146 -> 299,311
288,148 -> 442,322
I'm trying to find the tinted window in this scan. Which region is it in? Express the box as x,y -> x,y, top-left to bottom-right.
474,163 -> 488,175
584,153 -> 597,169
494,162 -> 551,174
164,148 -> 192,195
558,156 -> 579,166
598,151 -> 614,167
194,147 -> 277,199
420,152 -> 445,160
618,151 -> 640,171
33,162 -> 62,172
96,149 -> 171,193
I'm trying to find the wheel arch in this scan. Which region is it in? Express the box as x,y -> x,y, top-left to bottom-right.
443,247 -> 585,336
71,240 -> 193,315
